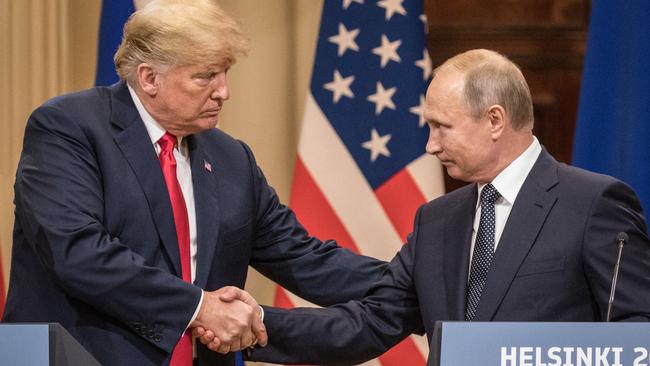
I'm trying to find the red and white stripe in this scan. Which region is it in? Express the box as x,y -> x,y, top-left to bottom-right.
274,94 -> 444,366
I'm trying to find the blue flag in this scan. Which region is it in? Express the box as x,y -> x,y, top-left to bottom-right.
572,1 -> 650,213
95,0 -> 135,86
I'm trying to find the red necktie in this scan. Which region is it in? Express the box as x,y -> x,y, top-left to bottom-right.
158,132 -> 192,366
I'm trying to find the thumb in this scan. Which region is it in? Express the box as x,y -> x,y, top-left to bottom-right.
217,286 -> 243,302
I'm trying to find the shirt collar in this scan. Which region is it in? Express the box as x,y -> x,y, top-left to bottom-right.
477,136 -> 542,206
127,83 -> 185,149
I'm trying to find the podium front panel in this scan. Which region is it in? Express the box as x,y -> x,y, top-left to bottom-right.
433,322 -> 650,366
0,324 -> 50,365
0,323 -> 101,365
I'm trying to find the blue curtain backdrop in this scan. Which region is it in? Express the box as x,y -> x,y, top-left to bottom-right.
572,1 -> 650,214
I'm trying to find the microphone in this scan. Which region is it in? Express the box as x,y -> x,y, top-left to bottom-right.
606,232 -> 628,322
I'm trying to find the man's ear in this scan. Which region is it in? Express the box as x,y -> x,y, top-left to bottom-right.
487,104 -> 507,139
136,63 -> 159,96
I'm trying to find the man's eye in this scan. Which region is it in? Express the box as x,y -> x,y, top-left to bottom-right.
195,73 -> 217,80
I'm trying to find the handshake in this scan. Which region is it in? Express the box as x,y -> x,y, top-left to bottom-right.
190,286 -> 268,354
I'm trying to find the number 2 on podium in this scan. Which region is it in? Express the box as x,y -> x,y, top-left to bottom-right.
635,347 -> 650,366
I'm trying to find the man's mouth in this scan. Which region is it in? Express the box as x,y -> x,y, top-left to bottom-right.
203,109 -> 220,116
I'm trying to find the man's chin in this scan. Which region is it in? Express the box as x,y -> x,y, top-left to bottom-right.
199,117 -> 220,130
445,167 -> 471,183
444,166 -> 457,177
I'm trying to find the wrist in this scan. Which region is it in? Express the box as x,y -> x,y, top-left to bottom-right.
191,290 -> 208,328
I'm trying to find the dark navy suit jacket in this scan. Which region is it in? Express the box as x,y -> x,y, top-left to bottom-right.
251,149 -> 650,365
2,82 -> 386,366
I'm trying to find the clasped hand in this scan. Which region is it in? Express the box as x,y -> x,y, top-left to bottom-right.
190,286 -> 267,354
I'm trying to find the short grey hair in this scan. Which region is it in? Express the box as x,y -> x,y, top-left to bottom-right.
434,49 -> 534,131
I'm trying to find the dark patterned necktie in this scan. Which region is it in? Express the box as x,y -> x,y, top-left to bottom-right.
465,183 -> 501,321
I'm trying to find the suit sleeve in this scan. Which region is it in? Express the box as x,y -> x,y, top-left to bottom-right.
14,105 -> 202,352
240,142 -> 387,306
247,208 -> 425,365
582,179 -> 650,321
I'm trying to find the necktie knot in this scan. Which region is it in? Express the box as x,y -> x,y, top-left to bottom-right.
480,184 -> 500,205
158,132 -> 177,153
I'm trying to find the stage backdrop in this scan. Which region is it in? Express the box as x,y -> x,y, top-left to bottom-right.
0,0 -> 321,329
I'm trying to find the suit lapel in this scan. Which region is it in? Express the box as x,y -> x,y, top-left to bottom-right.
188,134 -> 221,288
443,185 -> 477,320
109,82 -> 182,277
473,149 -> 559,320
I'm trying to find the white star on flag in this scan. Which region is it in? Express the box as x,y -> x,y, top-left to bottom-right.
415,49 -> 432,80
372,34 -> 402,68
324,69 -> 355,103
362,128 -> 392,162
274,1 -> 441,364
367,81 -> 397,115
342,0 -> 364,9
328,23 -> 360,56
377,0 -> 406,21
409,94 -> 426,127
420,14 -> 429,33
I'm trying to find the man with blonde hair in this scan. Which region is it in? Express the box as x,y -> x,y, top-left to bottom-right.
242,49 -> 650,365
2,1 -> 385,365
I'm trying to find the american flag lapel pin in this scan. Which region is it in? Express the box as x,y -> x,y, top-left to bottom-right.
204,159 -> 212,172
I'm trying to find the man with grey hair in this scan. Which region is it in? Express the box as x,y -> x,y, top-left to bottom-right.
2,1 -> 385,365
240,49 -> 650,365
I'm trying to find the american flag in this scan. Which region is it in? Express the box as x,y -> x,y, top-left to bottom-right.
274,0 -> 444,365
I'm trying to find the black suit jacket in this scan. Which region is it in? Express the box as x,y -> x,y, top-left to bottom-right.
251,149 -> 650,365
2,82 -> 386,366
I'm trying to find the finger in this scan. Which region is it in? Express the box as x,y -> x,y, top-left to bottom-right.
206,337 -> 221,351
200,330 -> 216,345
229,337 -> 243,352
216,343 -> 230,355
240,330 -> 254,349
196,335 -> 210,345
217,286 -> 241,302
251,314 -> 268,347
192,327 -> 205,338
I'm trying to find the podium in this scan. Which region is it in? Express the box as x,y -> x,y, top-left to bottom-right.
431,322 -> 650,366
0,323 -> 101,366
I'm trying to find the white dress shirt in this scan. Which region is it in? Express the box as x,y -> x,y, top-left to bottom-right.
127,85 -> 203,328
469,137 -> 542,272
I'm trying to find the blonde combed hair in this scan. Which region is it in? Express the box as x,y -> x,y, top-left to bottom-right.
114,0 -> 249,85
435,49 -> 534,131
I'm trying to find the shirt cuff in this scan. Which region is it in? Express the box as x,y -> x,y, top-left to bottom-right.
186,290 -> 204,331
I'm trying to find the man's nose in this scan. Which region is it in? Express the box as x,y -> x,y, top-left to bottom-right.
211,73 -> 229,101
425,128 -> 441,155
